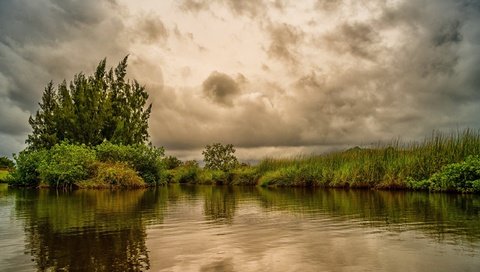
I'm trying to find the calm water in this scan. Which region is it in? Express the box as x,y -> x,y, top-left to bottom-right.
1,184 -> 480,271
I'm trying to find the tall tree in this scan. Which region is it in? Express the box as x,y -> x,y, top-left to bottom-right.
26,56 -> 152,149
26,82 -> 59,150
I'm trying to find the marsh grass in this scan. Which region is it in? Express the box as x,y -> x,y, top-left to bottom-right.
254,129 -> 480,191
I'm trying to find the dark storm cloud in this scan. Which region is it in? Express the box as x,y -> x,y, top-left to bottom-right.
266,23 -> 304,64
202,72 -> 241,106
0,0 -> 128,155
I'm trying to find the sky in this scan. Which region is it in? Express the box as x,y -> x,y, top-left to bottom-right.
1,0 -> 480,162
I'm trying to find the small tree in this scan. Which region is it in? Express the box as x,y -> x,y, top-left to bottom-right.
202,143 -> 238,171
0,156 -> 15,169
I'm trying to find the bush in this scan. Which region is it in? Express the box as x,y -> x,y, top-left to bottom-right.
38,143 -> 96,187
171,163 -> 199,184
79,162 -> 146,188
230,167 -> 259,185
95,141 -> 164,184
8,149 -> 48,186
0,156 -> 14,169
428,156 -> 480,193
163,156 -> 182,170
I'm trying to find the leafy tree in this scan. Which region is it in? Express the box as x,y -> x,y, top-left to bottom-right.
202,143 -> 239,171
26,56 -> 152,149
0,156 -> 15,169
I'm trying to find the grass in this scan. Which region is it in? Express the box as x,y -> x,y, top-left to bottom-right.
253,129 -> 480,191
166,129 -> 480,193
0,169 -> 10,182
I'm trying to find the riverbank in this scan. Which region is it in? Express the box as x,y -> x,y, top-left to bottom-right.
0,169 -> 9,183
6,130 -> 480,193
168,130 -> 480,193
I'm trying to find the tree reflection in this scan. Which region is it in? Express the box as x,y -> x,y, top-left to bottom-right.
202,186 -> 238,223
14,188 -> 168,271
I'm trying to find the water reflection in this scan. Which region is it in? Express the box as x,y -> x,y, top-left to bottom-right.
12,188 -> 168,271
2,185 -> 480,271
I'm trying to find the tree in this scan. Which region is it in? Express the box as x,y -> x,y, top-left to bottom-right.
26,81 -> 58,149
202,143 -> 238,171
0,156 -> 14,169
26,56 -> 152,150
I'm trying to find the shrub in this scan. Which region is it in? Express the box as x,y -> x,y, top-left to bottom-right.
230,167 -> 259,185
428,156 -> 480,193
171,163 -> 199,184
163,156 -> 182,170
8,149 -> 48,187
95,141 -> 164,184
38,143 -> 96,187
79,162 -> 146,188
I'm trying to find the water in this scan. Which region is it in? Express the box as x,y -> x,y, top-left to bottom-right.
1,184 -> 480,271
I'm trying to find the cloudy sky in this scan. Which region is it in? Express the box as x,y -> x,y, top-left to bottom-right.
1,0 -> 480,161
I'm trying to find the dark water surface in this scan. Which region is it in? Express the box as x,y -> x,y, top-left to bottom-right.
1,184 -> 480,271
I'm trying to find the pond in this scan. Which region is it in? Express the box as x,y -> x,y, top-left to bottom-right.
1,184 -> 480,271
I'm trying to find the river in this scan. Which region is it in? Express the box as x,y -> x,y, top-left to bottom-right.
1,184 -> 479,271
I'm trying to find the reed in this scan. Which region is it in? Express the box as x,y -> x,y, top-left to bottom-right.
254,129 -> 480,192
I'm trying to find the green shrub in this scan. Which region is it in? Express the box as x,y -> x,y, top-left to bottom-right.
171,164 -> 199,184
95,141 -> 164,184
38,143 -> 96,187
230,167 -> 259,185
428,156 -> 480,193
79,162 -> 146,188
163,156 -> 182,170
8,149 -> 48,187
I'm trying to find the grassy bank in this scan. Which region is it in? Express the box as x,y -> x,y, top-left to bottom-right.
168,130 -> 480,193
0,169 -> 10,183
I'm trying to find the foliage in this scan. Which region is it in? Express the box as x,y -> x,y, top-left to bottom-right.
170,163 -> 199,184
252,129 -> 480,192
26,56 -> 152,150
7,149 -> 48,187
425,156 -> 480,193
38,143 -> 96,188
8,142 -> 164,188
163,155 -> 182,170
0,156 -> 15,169
202,143 -> 238,171
95,141 -> 164,184
79,162 -> 146,188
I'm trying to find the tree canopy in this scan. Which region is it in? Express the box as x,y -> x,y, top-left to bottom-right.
26,56 -> 151,150
202,143 -> 239,171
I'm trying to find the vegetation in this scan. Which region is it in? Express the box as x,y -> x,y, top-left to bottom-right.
7,141 -> 164,188
252,130 -> 480,192
26,56 -> 151,150
0,156 -> 14,169
160,130 -> 480,193
202,143 -> 238,171
5,56 -> 166,188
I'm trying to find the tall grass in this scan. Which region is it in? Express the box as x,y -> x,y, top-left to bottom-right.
254,129 -> 480,191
